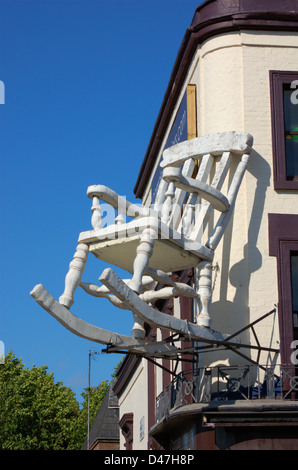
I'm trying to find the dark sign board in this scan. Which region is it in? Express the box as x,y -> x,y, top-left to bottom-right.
151,92 -> 188,204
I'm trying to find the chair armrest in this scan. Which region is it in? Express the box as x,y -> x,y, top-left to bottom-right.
87,184 -> 150,218
163,167 -> 229,212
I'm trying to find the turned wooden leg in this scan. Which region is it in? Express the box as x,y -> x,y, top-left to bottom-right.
130,228 -> 157,339
130,228 -> 157,294
197,260 -> 212,328
59,244 -> 89,308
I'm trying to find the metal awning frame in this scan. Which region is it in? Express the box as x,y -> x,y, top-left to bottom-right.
103,308 -> 279,378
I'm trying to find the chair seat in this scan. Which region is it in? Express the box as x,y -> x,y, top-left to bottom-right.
78,216 -> 214,274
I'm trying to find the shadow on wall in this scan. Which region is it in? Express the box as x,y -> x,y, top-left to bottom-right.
209,149 -> 271,360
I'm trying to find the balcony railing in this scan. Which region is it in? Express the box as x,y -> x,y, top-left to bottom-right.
155,364 -> 298,424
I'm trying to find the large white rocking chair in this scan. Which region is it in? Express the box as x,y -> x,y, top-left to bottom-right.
31,131 -> 253,357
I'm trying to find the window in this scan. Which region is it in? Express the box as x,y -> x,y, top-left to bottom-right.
291,253 -> 298,338
284,85 -> 298,180
119,413 -> 133,450
270,71 -> 298,189
268,214 -> 298,363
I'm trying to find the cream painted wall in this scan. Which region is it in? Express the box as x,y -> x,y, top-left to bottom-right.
117,359 -> 149,450
196,30 -> 298,366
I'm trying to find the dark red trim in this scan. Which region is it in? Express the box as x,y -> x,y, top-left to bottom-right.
270,71 -> 298,190
192,0 -> 298,27
268,213 -> 298,256
162,270 -> 194,385
134,0 -> 298,199
268,213 -> 298,364
113,355 -> 141,398
119,413 -> 134,450
147,356 -> 156,450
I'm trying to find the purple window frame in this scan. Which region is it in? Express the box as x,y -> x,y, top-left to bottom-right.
270,70 -> 298,190
268,213 -> 298,365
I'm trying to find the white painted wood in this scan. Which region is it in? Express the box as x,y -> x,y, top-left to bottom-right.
91,196 -> 102,230
146,267 -> 178,286
207,153 -> 250,250
161,181 -> 175,224
115,213 -> 125,225
80,275 -> 198,306
31,284 -> 180,357
64,133 -> 252,331
31,283 -> 236,357
78,216 -> 214,268
163,166 -> 229,212
130,228 -> 157,294
196,153 -> 214,183
99,268 -> 232,343
182,204 -> 195,238
59,244 -> 89,308
87,184 -> 150,219
168,157 -> 196,230
129,227 -> 158,337
189,151 -> 232,242
80,282 -> 130,310
161,131 -> 253,168
153,178 -> 168,212
197,261 -> 212,327
177,153 -> 213,237
80,235 -> 212,277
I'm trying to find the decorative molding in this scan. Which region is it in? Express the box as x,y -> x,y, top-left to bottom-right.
119,413 -> 134,450
270,70 -> 298,190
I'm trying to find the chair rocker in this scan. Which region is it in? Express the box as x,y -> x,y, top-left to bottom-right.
31,131 -> 253,358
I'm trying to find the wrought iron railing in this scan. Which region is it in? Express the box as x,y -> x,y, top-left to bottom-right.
155,364 -> 298,424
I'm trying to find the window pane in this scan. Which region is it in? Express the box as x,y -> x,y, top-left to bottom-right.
291,254 -> 298,312
284,88 -> 298,179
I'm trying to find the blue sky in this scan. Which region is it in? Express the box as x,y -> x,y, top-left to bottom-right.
0,0 -> 202,403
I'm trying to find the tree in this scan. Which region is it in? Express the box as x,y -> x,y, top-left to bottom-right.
0,351 -> 122,450
0,351 -> 80,450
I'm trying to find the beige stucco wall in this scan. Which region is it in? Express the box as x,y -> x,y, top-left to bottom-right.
242,31 -> 298,356
117,359 -> 148,450
194,31 -> 298,367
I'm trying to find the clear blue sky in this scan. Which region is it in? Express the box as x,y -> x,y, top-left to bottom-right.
0,0 -> 202,403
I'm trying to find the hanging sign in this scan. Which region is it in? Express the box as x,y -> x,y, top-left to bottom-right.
151,85 -> 196,204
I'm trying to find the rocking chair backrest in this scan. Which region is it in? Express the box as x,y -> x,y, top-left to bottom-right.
157,131 -> 253,250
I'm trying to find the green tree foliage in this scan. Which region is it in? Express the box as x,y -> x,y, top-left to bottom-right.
0,351 -> 80,449
0,351 -> 119,450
